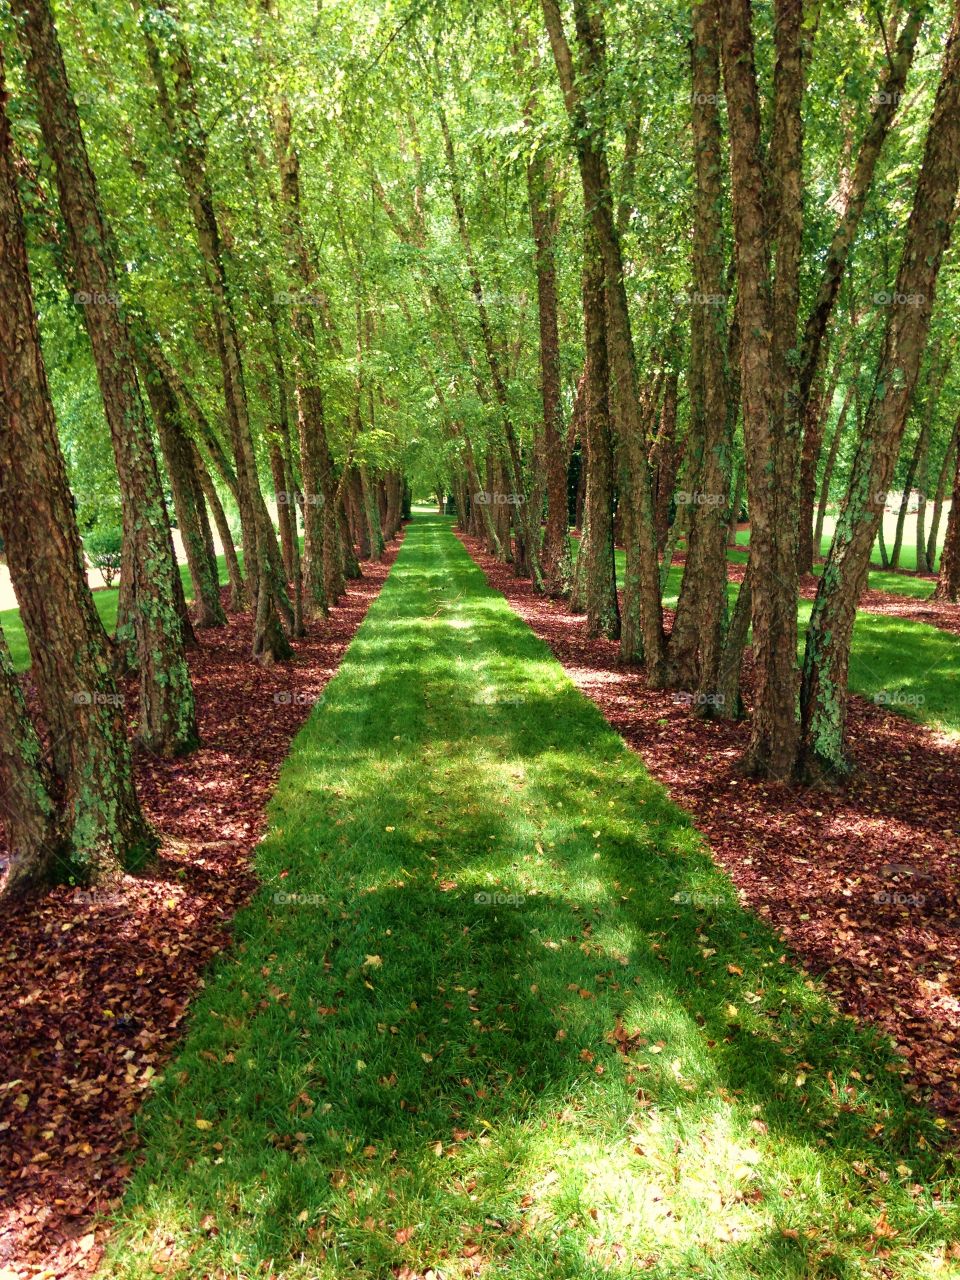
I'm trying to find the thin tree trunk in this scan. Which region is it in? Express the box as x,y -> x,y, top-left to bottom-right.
191,440 -> 243,611
927,417 -> 959,569
575,228 -> 620,639
139,352 -> 226,628
525,97 -> 571,597
142,5 -> 292,663
934,442 -> 960,601
541,0 -> 664,676
813,380 -> 856,555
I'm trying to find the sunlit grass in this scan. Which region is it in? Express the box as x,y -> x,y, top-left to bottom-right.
102,515 -> 958,1279
571,539 -> 959,737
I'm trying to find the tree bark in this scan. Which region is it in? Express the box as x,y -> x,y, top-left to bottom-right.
718,0 -> 808,778
575,229 -> 620,639
667,0 -> 734,701
526,109 -> 571,597
927,416 -> 959,569
0,627 -> 59,900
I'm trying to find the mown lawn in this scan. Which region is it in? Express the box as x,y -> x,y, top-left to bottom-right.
103,515 -> 958,1279
0,557 -> 233,671
572,540 -> 958,737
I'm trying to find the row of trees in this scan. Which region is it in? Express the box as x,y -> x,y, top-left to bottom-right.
0,0 -> 408,899
1,0 -> 959,896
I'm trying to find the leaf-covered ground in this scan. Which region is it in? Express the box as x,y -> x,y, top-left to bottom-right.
0,540 -> 402,1280
95,516 -> 959,1279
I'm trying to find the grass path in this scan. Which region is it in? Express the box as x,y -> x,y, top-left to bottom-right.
105,515 -> 957,1278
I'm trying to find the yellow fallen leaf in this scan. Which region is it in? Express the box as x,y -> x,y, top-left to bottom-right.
195,1118 -> 213,1130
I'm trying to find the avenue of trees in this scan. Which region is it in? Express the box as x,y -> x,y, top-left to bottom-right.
1,0 -> 959,899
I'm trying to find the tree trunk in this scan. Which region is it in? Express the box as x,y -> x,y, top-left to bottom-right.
140,352 -> 226,628
526,114 -> 571,597
14,0 -> 198,756
541,0 -> 664,675
142,5 -> 292,663
800,11 -> 960,775
575,228 -> 620,639
927,416 -> 959,569
0,628 -> 59,900
718,0 -> 808,778
0,66 -> 154,878
934,439 -> 960,601
813,380 -> 856,555
191,440 -> 243,611
667,0 -> 733,699
891,429 -> 925,569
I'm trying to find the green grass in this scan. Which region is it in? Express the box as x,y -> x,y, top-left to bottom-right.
0,556 -> 233,671
572,539 -> 958,737
104,515 -> 958,1279
729,528 -> 937,599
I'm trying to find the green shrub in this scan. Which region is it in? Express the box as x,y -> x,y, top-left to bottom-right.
84,526 -> 123,589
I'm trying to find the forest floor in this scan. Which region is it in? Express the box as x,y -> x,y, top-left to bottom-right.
0,540 -> 403,1280
79,516 -> 960,1279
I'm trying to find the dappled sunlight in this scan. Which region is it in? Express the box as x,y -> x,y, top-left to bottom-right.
101,518 -> 960,1279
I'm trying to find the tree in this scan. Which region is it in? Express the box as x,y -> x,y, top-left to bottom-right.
12,0 -> 199,756
800,7 -> 960,776
0,50 -> 153,882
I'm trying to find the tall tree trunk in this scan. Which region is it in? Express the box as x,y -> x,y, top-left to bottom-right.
139,353 -> 226,628
574,228 -> 620,639
718,0 -> 809,779
272,99 -> 344,611
927,416 -> 959,569
667,0 -> 733,701
890,429 -> 925,569
0,628 -> 59,901
191,440 -> 243,611
526,108 -> 572,597
142,5 -> 292,663
438,107 -> 544,591
0,65 -> 153,878
270,439 -> 296,583
14,0 -> 198,756
800,11 -> 960,775
813,380 -> 856,554
541,0 -> 664,675
934,442 -> 960,601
